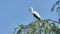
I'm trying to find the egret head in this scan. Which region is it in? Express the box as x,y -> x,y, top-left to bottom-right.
29,7 -> 34,12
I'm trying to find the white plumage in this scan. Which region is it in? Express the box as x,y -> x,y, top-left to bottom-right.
29,7 -> 41,20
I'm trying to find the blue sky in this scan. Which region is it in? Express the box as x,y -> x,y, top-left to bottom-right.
0,0 -> 59,34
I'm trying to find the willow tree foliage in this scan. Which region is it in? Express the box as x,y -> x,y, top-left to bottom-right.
51,0 -> 60,22
13,19 -> 60,34
13,0 -> 60,34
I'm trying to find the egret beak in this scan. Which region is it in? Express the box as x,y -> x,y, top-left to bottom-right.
29,8 -> 31,12
29,7 -> 33,12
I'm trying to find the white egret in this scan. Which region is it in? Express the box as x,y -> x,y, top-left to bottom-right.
29,7 -> 41,20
